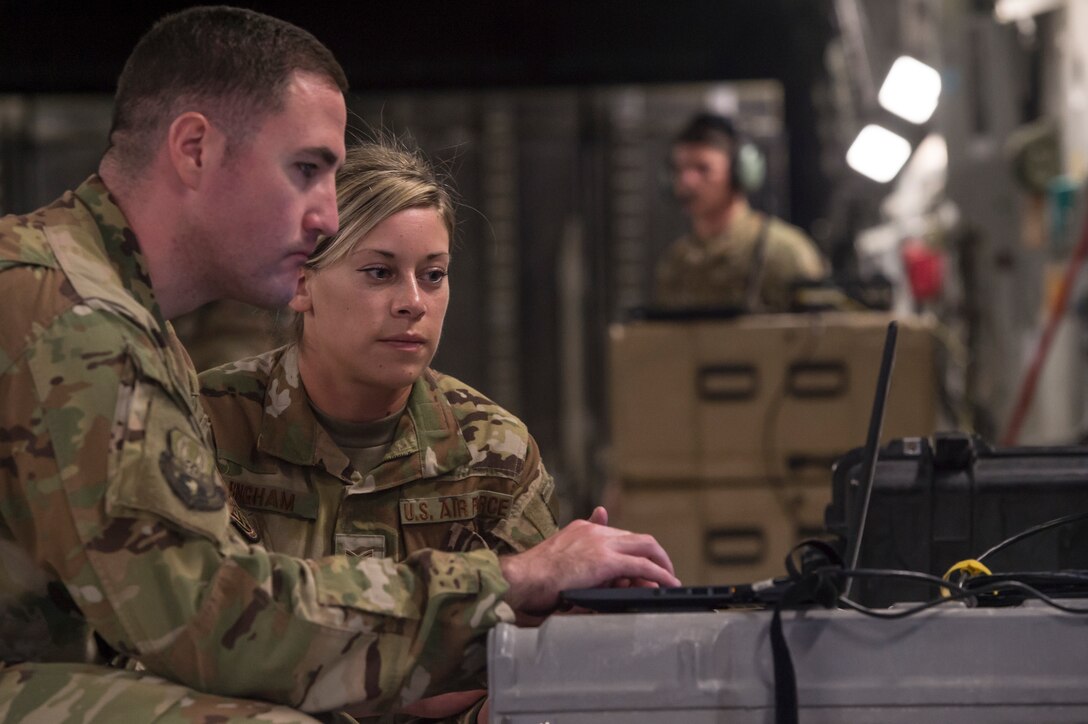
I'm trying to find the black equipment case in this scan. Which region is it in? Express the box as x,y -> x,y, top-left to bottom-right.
826,432 -> 1088,608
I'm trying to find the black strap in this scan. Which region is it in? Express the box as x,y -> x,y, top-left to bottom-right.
772,541 -> 846,724
771,600 -> 798,724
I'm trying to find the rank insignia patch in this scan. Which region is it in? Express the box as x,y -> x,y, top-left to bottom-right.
230,505 -> 261,542
335,533 -> 386,559
160,428 -> 226,511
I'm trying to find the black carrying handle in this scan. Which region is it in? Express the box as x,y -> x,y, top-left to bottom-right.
786,361 -> 848,399
696,364 -> 759,401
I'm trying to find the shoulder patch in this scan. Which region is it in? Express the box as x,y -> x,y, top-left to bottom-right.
160,428 -> 225,511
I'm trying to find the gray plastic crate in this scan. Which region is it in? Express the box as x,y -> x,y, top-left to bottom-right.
488,604 -> 1088,723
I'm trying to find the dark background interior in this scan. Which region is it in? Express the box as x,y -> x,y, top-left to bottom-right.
0,0 -> 835,233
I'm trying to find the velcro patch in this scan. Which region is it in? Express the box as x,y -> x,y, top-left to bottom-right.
228,481 -> 318,519
400,490 -> 513,525
160,428 -> 225,511
336,533 -> 387,558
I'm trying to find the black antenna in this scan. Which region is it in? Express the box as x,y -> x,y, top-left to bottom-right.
843,321 -> 899,598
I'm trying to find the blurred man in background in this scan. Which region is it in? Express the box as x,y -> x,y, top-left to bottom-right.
654,112 -> 826,312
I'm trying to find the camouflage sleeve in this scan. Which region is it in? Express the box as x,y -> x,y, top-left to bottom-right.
484,434 -> 558,554
1,304 -> 512,715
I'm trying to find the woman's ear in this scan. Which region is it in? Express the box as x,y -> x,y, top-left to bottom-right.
288,270 -> 313,313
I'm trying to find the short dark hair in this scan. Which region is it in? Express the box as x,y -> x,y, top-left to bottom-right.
106,5 -> 348,171
673,112 -> 739,156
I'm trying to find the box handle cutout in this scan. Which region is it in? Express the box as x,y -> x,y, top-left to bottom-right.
704,527 -> 766,566
786,361 -> 848,399
696,364 -> 759,401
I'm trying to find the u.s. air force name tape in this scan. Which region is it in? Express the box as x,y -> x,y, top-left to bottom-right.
399,490 -> 513,524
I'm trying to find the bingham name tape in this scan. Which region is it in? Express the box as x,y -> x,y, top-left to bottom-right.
228,480 -> 318,519
400,490 -> 513,524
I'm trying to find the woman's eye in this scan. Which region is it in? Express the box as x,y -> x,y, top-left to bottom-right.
297,162 -> 318,179
362,267 -> 391,280
422,269 -> 448,284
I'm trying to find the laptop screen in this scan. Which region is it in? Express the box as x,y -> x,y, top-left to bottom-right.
841,320 -> 898,596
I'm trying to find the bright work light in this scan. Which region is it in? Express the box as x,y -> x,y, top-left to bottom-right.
846,124 -> 912,183
878,55 -> 942,124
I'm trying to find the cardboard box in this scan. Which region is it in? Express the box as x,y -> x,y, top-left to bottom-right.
609,312 -> 938,482
612,478 -> 830,585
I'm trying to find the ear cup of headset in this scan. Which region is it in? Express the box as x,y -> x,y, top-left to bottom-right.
733,140 -> 766,194
658,141 -> 766,197
662,113 -> 768,197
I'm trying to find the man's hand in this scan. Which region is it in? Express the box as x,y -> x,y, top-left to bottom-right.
499,506 -> 679,622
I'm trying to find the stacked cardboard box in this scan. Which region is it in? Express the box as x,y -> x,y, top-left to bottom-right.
609,312 -> 938,584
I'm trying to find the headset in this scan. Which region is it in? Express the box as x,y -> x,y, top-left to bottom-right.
672,112 -> 767,195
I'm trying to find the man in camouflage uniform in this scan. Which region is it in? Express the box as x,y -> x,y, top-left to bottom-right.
200,346 -> 557,561
0,7 -> 679,723
654,113 -> 827,312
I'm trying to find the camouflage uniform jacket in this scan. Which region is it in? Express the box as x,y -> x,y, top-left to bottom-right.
653,205 -> 826,312
198,345 -> 558,562
0,176 -> 513,716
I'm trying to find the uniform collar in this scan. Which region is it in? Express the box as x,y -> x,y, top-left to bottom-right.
70,175 -> 167,331
256,345 -> 471,488
689,203 -> 760,246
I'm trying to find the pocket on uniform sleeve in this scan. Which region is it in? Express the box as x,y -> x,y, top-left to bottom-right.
104,349 -> 231,546
312,548 -> 486,622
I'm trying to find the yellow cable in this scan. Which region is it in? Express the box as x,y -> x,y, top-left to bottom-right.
940,559 -> 993,597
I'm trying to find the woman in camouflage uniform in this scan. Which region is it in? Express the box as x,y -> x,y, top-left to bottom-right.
198,140 -> 559,721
